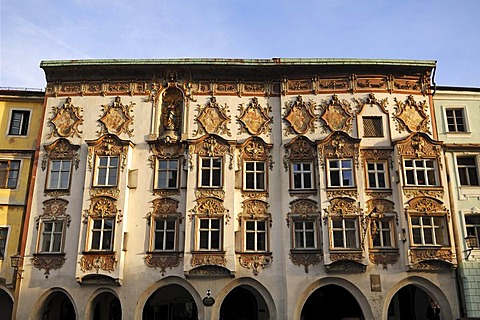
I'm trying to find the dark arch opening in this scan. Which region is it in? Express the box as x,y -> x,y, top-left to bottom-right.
388,284 -> 440,320
41,291 -> 76,320
143,284 -> 197,320
301,284 -> 363,320
92,291 -> 121,320
0,289 -> 13,319
220,285 -> 269,320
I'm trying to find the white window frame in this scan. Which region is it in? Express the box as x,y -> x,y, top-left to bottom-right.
197,217 -> 222,251
151,218 -> 177,251
199,157 -> 223,188
244,160 -> 266,191
89,217 -> 115,251
0,159 -> 21,189
404,159 -> 438,186
456,155 -> 479,186
7,109 -> 31,136
0,226 -> 10,260
330,217 -> 359,249
46,159 -> 72,190
410,215 -> 448,246
291,161 -> 314,190
366,160 -> 389,189
94,155 -> 119,187
293,220 -> 317,250
464,214 -> 480,248
38,220 -> 65,254
443,106 -> 470,133
244,219 -> 268,252
155,158 -> 180,190
328,159 -> 355,188
371,219 -> 394,248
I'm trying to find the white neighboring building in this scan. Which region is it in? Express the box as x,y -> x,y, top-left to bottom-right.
17,59 -> 461,320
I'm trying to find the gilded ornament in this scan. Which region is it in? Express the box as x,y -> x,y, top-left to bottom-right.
319,94 -> 354,133
191,253 -> 227,267
237,97 -> 272,136
194,97 -> 231,136
80,254 -> 117,273
35,198 -> 71,229
48,97 -> 83,138
98,96 -> 134,137
239,254 -> 272,276
283,96 -> 316,135
393,95 -> 430,134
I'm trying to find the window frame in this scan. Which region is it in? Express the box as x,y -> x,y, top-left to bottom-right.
7,109 -> 31,136
88,217 -> 115,251
38,219 -> 66,254
327,158 -> 355,188
464,214 -> 480,248
444,106 -> 469,133
370,218 -> 395,249
456,155 -> 479,187
403,158 -> 439,187
94,155 -> 120,187
292,219 -> 318,250
410,215 -> 449,246
330,217 -> 359,250
0,226 -> 10,260
155,158 -> 180,190
46,159 -> 73,191
0,159 -> 21,189
365,160 -> 389,189
243,219 -> 268,252
290,160 -> 315,191
198,156 -> 223,188
243,160 -> 267,192
196,217 -> 223,251
150,218 -> 178,252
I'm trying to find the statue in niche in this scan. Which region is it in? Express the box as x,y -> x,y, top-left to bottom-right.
160,87 -> 183,142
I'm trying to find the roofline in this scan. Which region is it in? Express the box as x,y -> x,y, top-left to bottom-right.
40,58 -> 437,68
435,85 -> 480,93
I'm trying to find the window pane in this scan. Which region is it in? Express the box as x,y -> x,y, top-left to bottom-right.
330,171 -> 340,186
211,230 -> 220,249
246,233 -> 255,250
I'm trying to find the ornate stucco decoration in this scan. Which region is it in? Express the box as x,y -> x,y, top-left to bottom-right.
145,253 -> 181,275
238,137 -> 274,171
324,197 -> 361,219
239,254 -> 272,276
409,249 -> 455,271
283,95 -> 316,135
147,140 -> 185,171
326,189 -> 358,200
369,252 -> 400,269
42,138 -> 80,171
317,131 -> 361,169
366,198 -> 396,218
403,189 -> 444,199
289,252 -> 322,273
195,189 -> 225,200
405,197 -> 447,214
147,198 -> 182,221
355,93 -> 389,115
194,97 -> 231,136
319,94 -> 354,133
86,134 -> 133,172
189,197 -> 230,224
326,255 -> 366,273
237,97 -> 273,136
188,134 -> 235,170
83,196 -> 122,224
32,255 -> 66,278
393,95 -> 430,134
80,253 -> 117,273
355,77 -> 388,91
315,77 -> 349,92
48,97 -> 83,138
191,253 -> 227,267
35,198 -> 71,229
159,84 -> 184,143
98,96 -> 134,137
283,136 -> 316,172
365,191 -> 392,198
238,200 -> 272,227
89,187 -> 120,199
395,132 -> 443,169
360,148 -> 393,168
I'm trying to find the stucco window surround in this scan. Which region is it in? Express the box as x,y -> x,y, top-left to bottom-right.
238,137 -> 273,195
148,141 -> 185,194
361,148 -> 393,192
6,108 -> 32,137
355,93 -> 390,140
327,159 -> 355,188
403,158 -> 439,187
441,105 -> 471,134
284,136 -> 317,195
199,157 -> 223,188
236,199 -> 272,254
453,152 -> 480,200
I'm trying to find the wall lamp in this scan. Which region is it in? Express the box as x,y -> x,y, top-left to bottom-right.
10,253 -> 23,271
465,235 -> 477,260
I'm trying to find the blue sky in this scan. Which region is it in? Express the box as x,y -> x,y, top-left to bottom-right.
1,0 -> 479,89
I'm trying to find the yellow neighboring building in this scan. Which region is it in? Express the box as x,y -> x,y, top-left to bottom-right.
0,88 -> 44,319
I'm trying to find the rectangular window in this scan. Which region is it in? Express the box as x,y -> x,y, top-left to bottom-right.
457,156 -> 479,186
0,227 -> 8,259
40,220 -> 64,253
411,216 -> 447,245
200,157 -> 222,188
366,161 -> 388,189
153,219 -> 176,251
95,156 -> 119,187
328,159 -> 354,187
371,220 -> 393,248
404,159 -> 437,186
198,218 -> 221,250
8,110 -> 30,136
446,108 -> 466,132
292,162 -> 313,190
90,218 -> 114,251
293,221 -> 316,249
156,159 -> 179,189
47,159 -> 72,190
465,215 -> 480,248
244,161 -> 266,191
0,160 -> 20,189
363,116 -> 383,137
331,218 -> 358,249
245,220 -> 267,252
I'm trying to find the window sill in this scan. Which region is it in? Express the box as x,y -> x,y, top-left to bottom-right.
34,252 -> 66,257
290,249 -> 321,254
289,188 -> 317,194
82,250 -> 116,255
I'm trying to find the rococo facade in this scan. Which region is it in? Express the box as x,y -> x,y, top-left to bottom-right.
8,58 -> 467,319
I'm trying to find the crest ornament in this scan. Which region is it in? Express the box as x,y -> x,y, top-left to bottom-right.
319,94 -> 354,133
194,97 -> 231,136
48,97 -> 83,138
283,136 -> 316,172
42,138 -> 80,172
237,97 -> 272,136
317,131 -> 360,169
283,96 -> 316,135
239,254 -> 272,276
238,137 -> 274,171
98,96 -> 134,137
393,95 -> 430,133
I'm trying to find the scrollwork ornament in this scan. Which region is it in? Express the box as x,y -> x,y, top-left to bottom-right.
319,94 -> 355,133
239,254 -> 272,276
48,97 -> 83,138
79,254 -> 117,273
283,95 -> 316,135
194,97 -> 231,136
237,97 -> 273,136
393,95 -> 431,134
98,96 -> 134,137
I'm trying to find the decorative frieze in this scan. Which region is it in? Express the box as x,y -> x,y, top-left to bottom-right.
403,188 -> 444,199
190,252 -> 227,267
410,248 -> 453,264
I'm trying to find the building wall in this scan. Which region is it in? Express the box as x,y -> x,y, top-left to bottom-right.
18,60 -> 461,319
